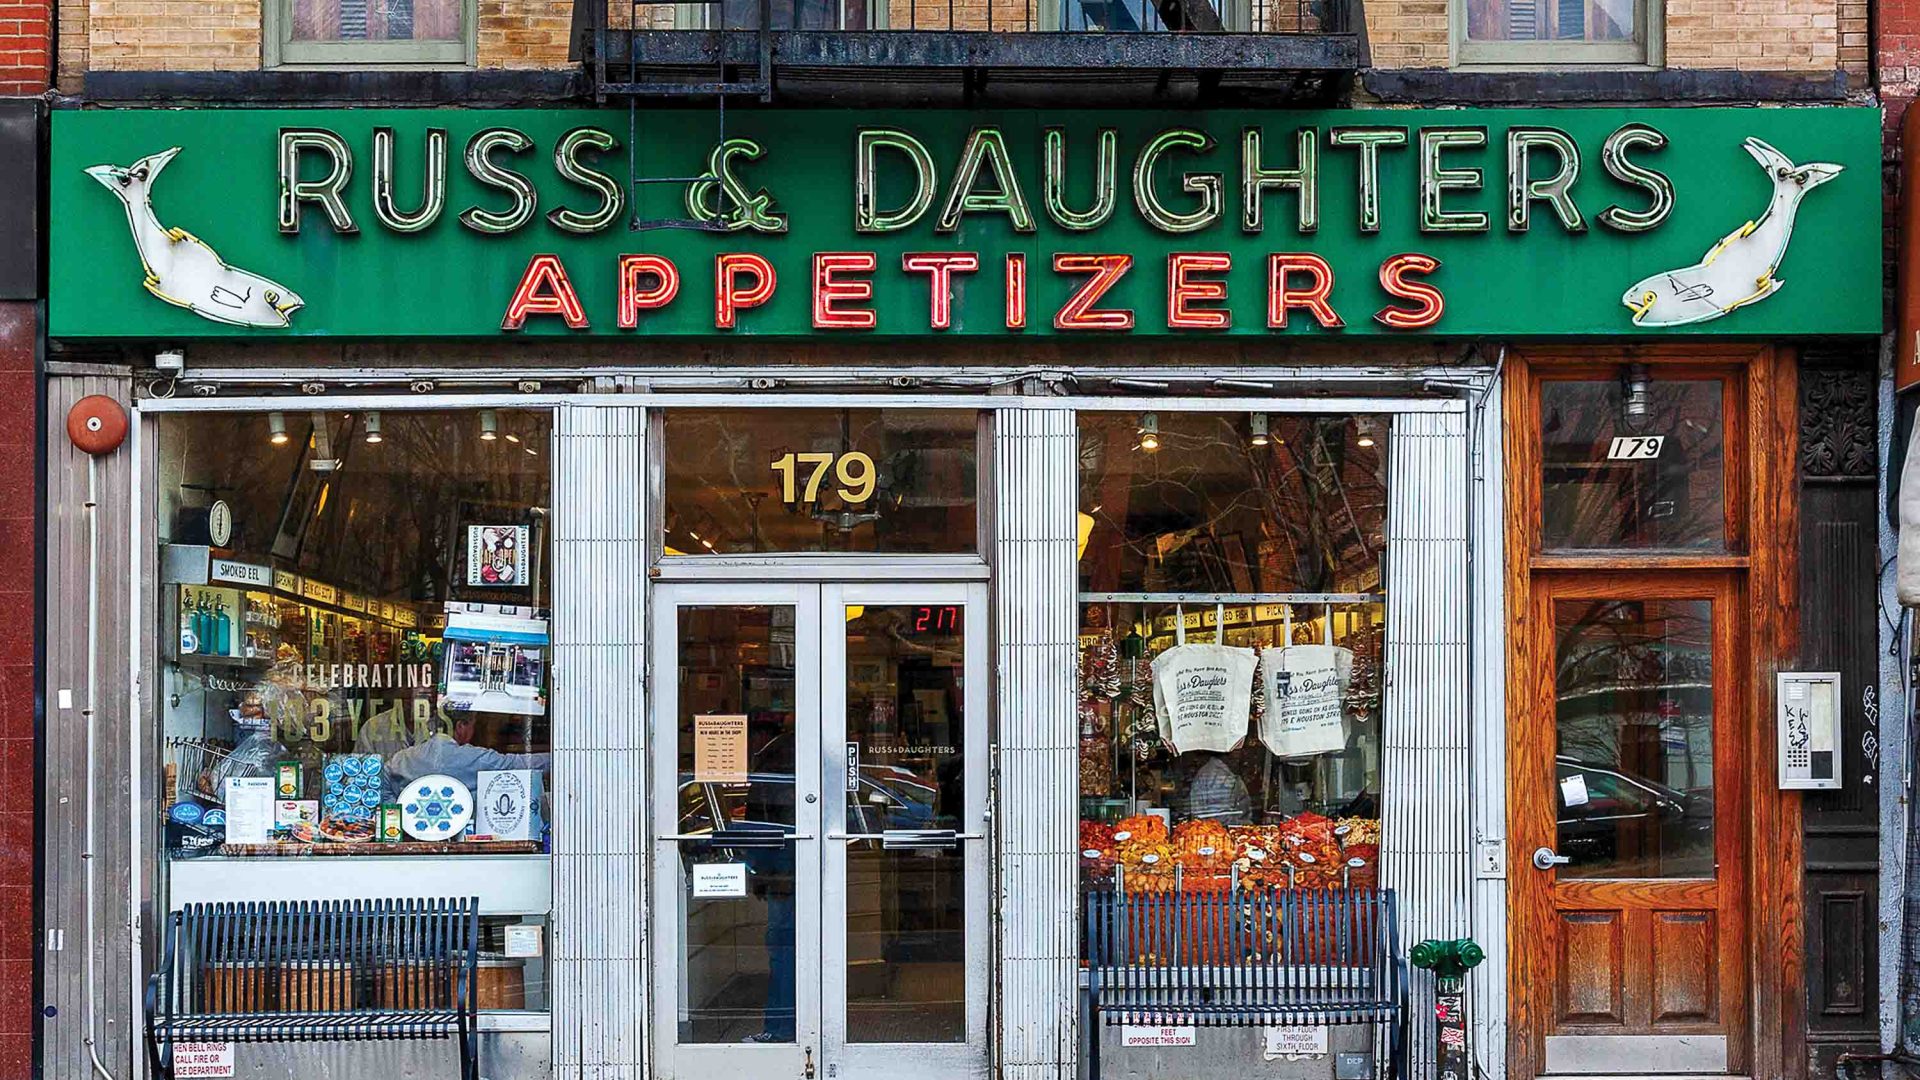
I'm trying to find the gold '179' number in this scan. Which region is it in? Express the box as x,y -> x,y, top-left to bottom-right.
770,451 -> 877,504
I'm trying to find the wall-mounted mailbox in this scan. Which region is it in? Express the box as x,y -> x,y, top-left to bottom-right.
1777,671 -> 1843,790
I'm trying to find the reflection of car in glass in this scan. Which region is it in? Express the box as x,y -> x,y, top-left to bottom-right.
1555,756 -> 1713,875
675,768 -> 942,857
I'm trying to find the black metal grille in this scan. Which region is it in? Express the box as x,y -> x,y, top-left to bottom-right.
145,898 -> 480,1080
1084,886 -> 1407,1077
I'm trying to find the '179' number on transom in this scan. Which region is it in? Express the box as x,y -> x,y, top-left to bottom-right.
771,451 -> 877,504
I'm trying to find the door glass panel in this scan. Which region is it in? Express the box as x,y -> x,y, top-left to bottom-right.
843,604 -> 967,1043
677,605 -> 798,1043
1540,377 -> 1725,551
1553,598 -> 1715,879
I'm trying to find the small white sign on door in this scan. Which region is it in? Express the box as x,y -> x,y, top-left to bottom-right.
1559,773 -> 1590,808
1121,1025 -> 1196,1047
1262,1025 -> 1330,1059
691,862 -> 749,899
1606,435 -> 1665,460
174,1042 -> 235,1078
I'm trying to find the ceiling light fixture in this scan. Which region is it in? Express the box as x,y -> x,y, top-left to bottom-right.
1249,412 -> 1270,448
364,411 -> 383,444
480,410 -> 499,442
1137,413 -> 1161,453
1622,363 -> 1651,425
268,412 -> 289,446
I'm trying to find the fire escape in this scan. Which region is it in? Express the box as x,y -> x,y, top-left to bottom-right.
569,0 -> 1363,226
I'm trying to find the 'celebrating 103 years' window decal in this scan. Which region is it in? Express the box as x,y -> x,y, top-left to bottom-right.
58,109 -> 1879,338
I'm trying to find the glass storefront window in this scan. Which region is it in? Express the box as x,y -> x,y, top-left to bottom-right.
674,604 -> 797,1043
1553,597 -> 1715,879
1076,602 -> 1385,892
157,408 -> 553,1011
663,409 -> 979,555
842,604 -> 966,1044
1540,376 -> 1727,552
1076,412 -> 1386,909
1078,412 -> 1387,594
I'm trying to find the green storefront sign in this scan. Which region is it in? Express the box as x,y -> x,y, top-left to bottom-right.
49,107 -> 1881,339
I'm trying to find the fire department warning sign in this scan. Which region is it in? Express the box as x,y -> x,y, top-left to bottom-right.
174,1042 -> 235,1078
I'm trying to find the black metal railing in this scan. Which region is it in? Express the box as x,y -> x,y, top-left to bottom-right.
598,0 -> 1347,37
1085,885 -> 1406,1077
146,898 -> 480,1080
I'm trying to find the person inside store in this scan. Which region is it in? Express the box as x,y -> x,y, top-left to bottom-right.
383,710 -> 552,799
1171,749 -> 1253,824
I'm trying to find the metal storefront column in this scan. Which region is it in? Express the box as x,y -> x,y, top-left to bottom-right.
1381,407 -> 1473,1080
991,406 -> 1080,1080
551,403 -> 648,1080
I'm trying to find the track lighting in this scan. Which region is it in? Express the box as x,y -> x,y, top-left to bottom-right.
268,412 -> 289,446
480,410 -> 499,442
364,411 -> 383,444
1355,417 -> 1376,449
1249,412 -> 1270,448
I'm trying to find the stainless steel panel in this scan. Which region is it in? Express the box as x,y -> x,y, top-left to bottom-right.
991,407 -> 1079,1080
552,403 -> 649,1080
1381,409 -> 1473,1080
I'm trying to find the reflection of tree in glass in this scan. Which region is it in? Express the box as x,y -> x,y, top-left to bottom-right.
1553,599 -> 1714,796
1077,414 -> 1386,593
1540,380 -> 1724,551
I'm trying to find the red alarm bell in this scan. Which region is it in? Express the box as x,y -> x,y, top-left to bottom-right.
67,395 -> 129,456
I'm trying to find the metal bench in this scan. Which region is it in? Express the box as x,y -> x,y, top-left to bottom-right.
144,897 -> 480,1080
1085,886 -> 1407,1079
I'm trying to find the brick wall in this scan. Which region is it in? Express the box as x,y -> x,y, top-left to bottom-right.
0,304 -> 33,1080
1666,0 -> 1837,70
1363,0 -> 1842,68
1888,0 -> 1920,125
1362,0 -> 1447,67
77,0 -> 260,73
0,0 -> 49,91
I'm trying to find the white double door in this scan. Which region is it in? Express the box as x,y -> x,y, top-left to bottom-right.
649,581 -> 990,1080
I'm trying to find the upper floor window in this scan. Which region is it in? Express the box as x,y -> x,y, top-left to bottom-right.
1456,0 -> 1654,64
268,0 -> 473,65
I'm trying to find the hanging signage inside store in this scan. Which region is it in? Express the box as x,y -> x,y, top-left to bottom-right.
207,501 -> 232,547
49,108 -> 1881,339
208,558 -> 270,588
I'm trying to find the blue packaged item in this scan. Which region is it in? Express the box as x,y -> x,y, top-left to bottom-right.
322,753 -> 384,824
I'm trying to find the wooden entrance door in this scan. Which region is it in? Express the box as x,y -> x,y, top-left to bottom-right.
1514,572 -> 1746,1074
1504,347 -> 1805,1080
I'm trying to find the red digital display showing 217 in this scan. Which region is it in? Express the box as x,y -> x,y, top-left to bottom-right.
912,606 -> 962,633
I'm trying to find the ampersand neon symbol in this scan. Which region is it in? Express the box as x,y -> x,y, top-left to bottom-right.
685,138 -> 787,233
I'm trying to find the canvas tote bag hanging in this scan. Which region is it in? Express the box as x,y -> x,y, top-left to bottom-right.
1258,643 -> 1354,758
1150,605 -> 1257,755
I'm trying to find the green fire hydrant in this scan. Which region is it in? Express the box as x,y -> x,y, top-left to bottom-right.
1411,939 -> 1484,1080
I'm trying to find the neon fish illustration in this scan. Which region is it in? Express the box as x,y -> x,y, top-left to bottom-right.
85,147 -> 304,329
1622,137 -> 1842,329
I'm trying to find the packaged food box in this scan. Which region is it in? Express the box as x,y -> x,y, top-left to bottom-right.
473,770 -> 545,842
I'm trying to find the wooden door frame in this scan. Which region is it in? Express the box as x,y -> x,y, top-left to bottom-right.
1503,344 -> 1804,1080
